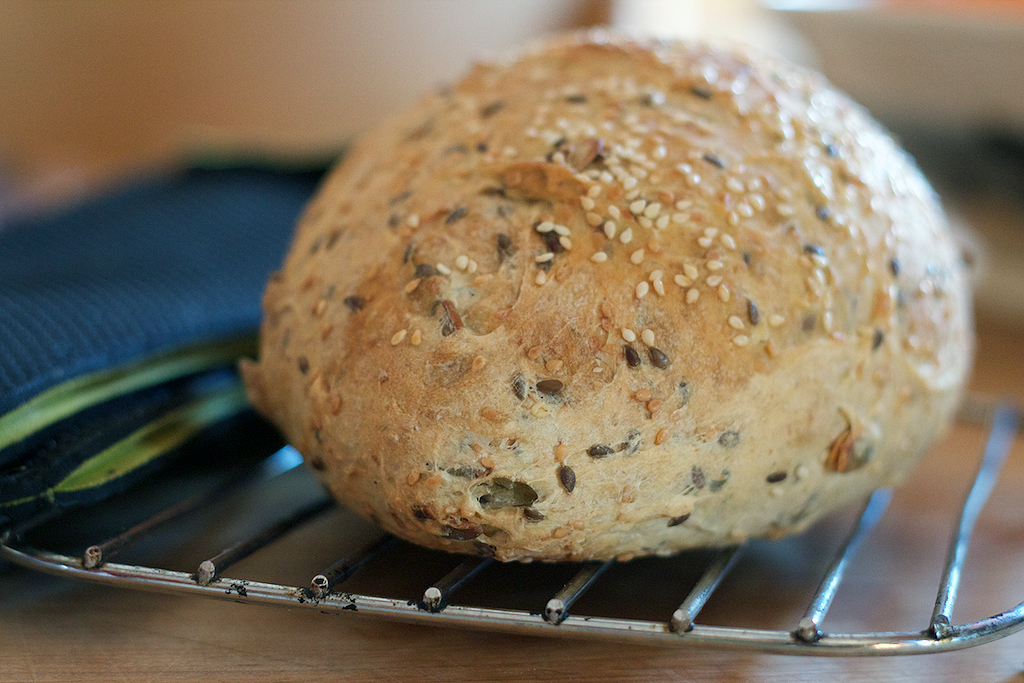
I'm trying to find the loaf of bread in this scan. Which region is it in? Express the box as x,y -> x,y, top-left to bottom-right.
240,32 -> 972,561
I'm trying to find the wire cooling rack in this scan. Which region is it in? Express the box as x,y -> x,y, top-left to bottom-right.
2,398 -> 1021,657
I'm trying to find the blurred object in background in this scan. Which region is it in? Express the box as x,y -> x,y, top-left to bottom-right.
0,0 -> 608,220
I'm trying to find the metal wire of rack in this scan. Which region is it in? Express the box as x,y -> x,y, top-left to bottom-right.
1,398 -> 1022,657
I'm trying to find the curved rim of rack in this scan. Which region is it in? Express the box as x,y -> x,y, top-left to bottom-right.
1,539 -> 1023,656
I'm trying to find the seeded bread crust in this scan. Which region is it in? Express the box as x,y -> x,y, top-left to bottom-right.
240,32 -> 972,561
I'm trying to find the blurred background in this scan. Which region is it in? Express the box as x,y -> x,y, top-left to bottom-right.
2,0 -> 1024,322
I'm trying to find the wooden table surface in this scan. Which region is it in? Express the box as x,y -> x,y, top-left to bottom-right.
3,316 -> 1024,683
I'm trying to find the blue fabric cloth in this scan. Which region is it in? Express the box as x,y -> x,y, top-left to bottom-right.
0,165 -> 322,525
0,165 -> 323,416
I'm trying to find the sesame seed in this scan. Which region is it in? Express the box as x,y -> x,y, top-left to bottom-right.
726,177 -> 744,192
554,224 -> 571,236
718,284 -> 731,302
531,403 -> 548,418
649,269 -> 664,281
581,196 -> 596,211
608,205 -> 621,219
535,271 -> 547,285
643,202 -> 662,218
641,329 -> 655,346
559,236 -> 572,250
536,220 -> 555,233
391,329 -> 407,345
591,251 -> 608,263
407,214 -> 420,228
683,264 -> 699,280
655,428 -> 669,445
778,204 -> 794,216
703,228 -> 719,238
656,215 -> 670,229
586,212 -> 603,227
587,184 -> 602,198
620,228 -> 634,244
456,254 -> 469,270
698,236 -> 713,248
728,316 -> 745,330
404,278 -> 421,294
623,176 -> 639,190
629,199 -> 647,214
472,355 -> 486,371
733,335 -> 750,347
721,234 -> 737,250
686,288 -> 700,304
635,281 -> 650,299
630,249 -> 645,265
737,203 -> 754,218
653,279 -> 666,296
768,314 -> 785,327
674,274 -> 691,287
411,329 -> 422,346
535,252 -> 555,263
707,260 -> 724,271
436,263 -> 451,275
622,328 -> 637,343
675,199 -> 692,210
467,259 -> 478,273
706,274 -> 723,287
636,216 -> 652,229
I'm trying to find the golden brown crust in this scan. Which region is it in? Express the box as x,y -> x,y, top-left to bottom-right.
241,32 -> 973,561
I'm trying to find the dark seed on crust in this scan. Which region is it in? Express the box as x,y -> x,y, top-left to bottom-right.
565,94 -> 588,104
678,381 -> 691,404
691,85 -> 713,100
414,263 -> 440,279
412,505 -> 435,520
389,190 -> 412,205
872,329 -> 885,350
815,205 -> 831,222
523,507 -> 545,521
297,356 -> 310,374
587,444 -> 614,458
445,206 -> 468,224
890,257 -> 901,277
702,153 -> 725,169
480,100 -> 506,118
543,230 -> 565,253
803,244 -> 825,256
387,212 -> 401,229
309,456 -> 325,471
802,313 -> 817,332
748,300 -> 760,326
743,251 -> 752,266
512,374 -> 527,400
766,471 -> 788,483
718,431 -> 740,448
402,243 -> 414,264
667,513 -> 691,527
690,465 -> 706,489
624,344 -> 641,367
536,379 -> 564,395
497,233 -> 514,262
477,479 -> 538,509
558,465 -> 576,494
343,295 -> 366,311
442,524 -> 483,541
439,299 -> 463,336
824,143 -> 839,158
648,347 -> 670,369
476,142 -> 488,153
